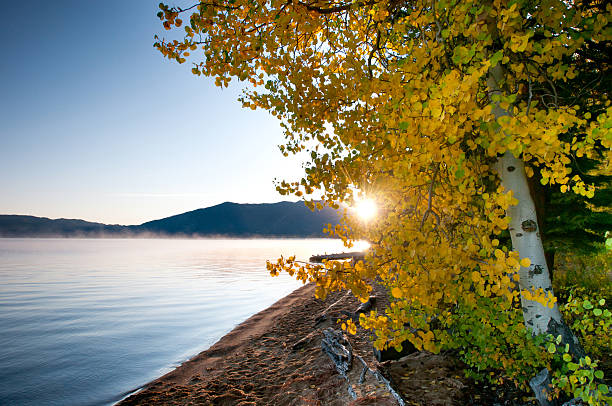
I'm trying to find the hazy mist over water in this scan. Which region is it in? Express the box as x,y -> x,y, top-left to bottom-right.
0,238 -> 348,405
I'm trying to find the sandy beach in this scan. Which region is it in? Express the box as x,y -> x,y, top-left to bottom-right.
118,283 -> 536,406
119,283 -> 377,405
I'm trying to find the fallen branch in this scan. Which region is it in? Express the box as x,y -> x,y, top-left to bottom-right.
320,328 -> 407,405
356,355 -> 406,406
309,251 -> 366,263
321,328 -> 353,378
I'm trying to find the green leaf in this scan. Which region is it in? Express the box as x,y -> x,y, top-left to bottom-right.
547,343 -> 556,353
594,370 -> 604,380
399,121 -> 409,130
563,353 -> 572,362
452,46 -> 468,65
598,298 -> 605,306
583,300 -> 593,310
567,362 -> 578,371
573,387 -> 583,399
593,308 -> 602,316
598,384 -> 609,394
490,50 -> 504,67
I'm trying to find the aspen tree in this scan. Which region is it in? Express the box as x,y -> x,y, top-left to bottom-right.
156,0 -> 611,389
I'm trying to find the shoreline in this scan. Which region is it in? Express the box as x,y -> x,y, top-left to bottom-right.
126,282 -> 318,390
117,281 -> 531,406
117,283 -> 396,405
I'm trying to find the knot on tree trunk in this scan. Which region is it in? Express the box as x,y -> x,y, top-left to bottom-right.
521,219 -> 538,232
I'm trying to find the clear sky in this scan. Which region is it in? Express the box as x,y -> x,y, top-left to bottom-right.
0,1 -> 303,225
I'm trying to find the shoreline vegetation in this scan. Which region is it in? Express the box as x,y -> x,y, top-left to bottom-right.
118,282 -> 541,406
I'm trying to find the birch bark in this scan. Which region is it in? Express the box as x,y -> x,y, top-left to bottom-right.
487,65 -> 585,358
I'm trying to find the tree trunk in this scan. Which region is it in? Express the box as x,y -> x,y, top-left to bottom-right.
526,173 -> 556,276
487,66 -> 585,358
545,250 -> 555,280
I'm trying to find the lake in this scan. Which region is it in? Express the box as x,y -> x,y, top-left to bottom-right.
0,238 -> 351,405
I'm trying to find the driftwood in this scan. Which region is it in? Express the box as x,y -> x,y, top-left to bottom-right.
355,355 -> 406,406
561,399 -> 585,406
303,294 -> 377,353
315,294 -> 378,327
530,368 -> 557,406
291,329 -> 319,352
354,295 -> 376,320
320,328 -> 360,399
314,310 -> 354,327
373,340 -> 417,362
309,251 -> 366,263
373,323 -> 418,362
320,328 -> 406,405
528,368 -> 602,406
314,291 -> 352,327
321,328 -> 353,377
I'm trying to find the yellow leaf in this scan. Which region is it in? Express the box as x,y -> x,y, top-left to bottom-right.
494,249 -> 505,260
520,258 -> 531,267
391,287 -> 402,298
506,256 -> 519,269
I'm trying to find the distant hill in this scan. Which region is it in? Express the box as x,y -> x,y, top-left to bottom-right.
0,201 -> 340,238
0,215 -> 127,237
135,201 -> 339,237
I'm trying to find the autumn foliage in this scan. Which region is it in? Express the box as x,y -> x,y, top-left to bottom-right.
156,0 -> 611,401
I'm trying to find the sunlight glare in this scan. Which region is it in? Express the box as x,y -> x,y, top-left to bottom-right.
352,240 -> 371,251
353,197 -> 378,222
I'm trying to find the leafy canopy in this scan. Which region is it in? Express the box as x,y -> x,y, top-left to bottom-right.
156,0 -> 611,390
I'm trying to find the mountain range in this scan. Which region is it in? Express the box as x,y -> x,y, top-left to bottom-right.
0,201 -> 340,238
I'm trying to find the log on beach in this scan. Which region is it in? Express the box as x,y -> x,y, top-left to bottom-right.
309,251 -> 366,263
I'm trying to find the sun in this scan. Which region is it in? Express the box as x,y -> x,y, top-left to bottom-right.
353,197 -> 378,221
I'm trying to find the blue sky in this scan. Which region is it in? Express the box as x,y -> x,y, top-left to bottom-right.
0,1 -> 303,225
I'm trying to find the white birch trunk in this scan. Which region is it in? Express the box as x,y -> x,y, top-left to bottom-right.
494,151 -> 563,334
487,65 -> 584,357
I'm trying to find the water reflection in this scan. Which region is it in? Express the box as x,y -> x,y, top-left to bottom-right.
0,238 -> 350,406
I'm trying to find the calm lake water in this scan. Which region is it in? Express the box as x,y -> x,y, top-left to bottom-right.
0,238 -> 350,406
